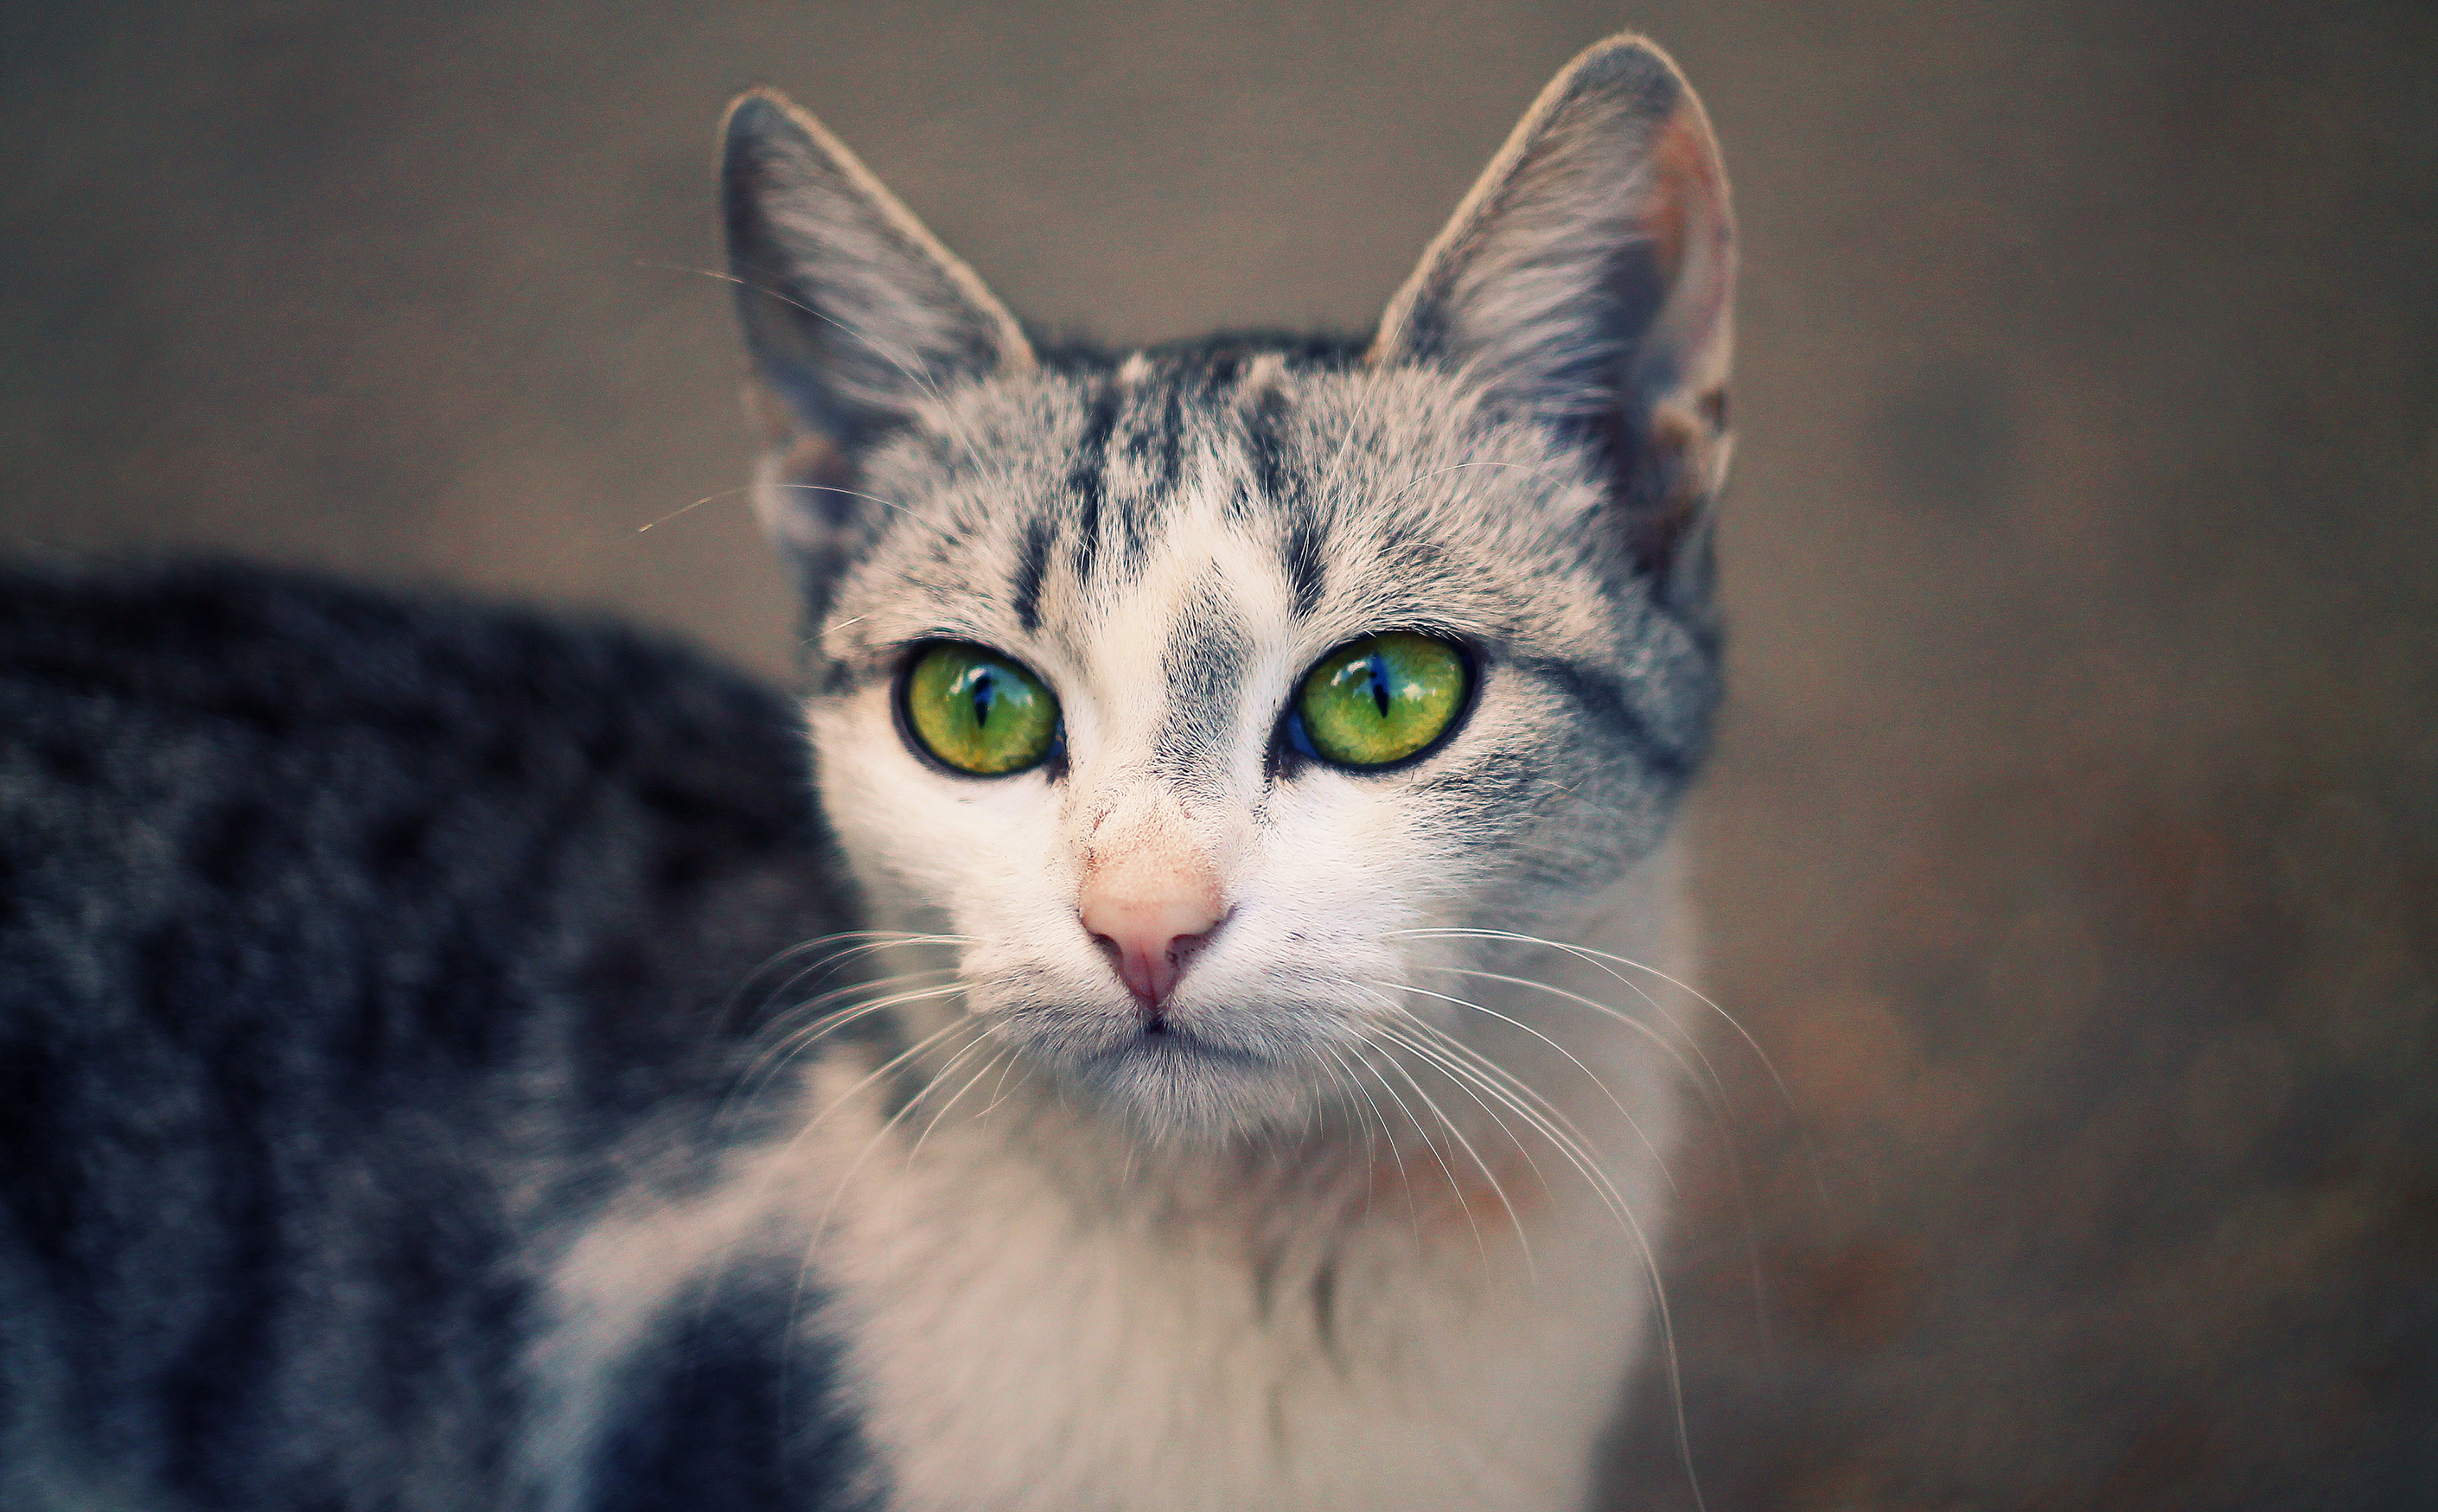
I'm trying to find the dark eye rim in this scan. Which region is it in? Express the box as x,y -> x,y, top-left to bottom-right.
893,638 -> 1067,780
1276,631 -> 1480,776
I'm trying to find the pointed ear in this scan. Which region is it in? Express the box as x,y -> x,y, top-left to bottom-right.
1370,36 -> 1735,597
720,89 -> 1033,568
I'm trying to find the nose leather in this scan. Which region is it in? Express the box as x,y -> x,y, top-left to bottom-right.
1078,845 -> 1224,1010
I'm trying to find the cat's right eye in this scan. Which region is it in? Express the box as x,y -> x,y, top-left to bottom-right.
899,642 -> 1062,775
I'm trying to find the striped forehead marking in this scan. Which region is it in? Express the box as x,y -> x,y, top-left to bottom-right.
1152,570 -> 1253,782
1018,355 -> 1330,628
1064,377 -> 1122,591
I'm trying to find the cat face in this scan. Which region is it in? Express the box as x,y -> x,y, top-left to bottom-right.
724,38 -> 1735,1143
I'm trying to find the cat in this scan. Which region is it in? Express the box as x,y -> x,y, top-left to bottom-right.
0,30 -> 1733,1512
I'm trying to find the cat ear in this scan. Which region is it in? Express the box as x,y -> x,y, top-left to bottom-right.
1369,35 -> 1735,596
720,89 -> 1034,566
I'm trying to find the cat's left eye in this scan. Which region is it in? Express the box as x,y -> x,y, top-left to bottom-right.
899,642 -> 1062,775
1285,632 -> 1471,770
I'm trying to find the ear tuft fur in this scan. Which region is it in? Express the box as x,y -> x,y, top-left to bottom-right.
1370,35 -> 1736,598
720,87 -> 1032,586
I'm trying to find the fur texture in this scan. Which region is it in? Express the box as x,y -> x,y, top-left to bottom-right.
0,31 -> 1734,1512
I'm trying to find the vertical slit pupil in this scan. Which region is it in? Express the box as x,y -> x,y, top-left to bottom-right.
1367,653 -> 1390,718
972,668 -> 997,730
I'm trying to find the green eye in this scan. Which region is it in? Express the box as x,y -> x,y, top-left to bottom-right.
1289,632 -> 1471,769
901,642 -> 1061,775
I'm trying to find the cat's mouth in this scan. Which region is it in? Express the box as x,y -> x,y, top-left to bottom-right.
1056,1014 -> 1322,1139
1089,1020 -> 1262,1067
966,973 -> 1347,1137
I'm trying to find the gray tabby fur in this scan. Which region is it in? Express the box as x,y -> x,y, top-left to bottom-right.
0,32 -> 1733,1512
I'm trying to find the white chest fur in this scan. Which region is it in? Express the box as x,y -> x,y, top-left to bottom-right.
809,1086 -> 1664,1512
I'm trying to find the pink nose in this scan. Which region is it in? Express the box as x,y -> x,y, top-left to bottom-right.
1078,858 -> 1225,1011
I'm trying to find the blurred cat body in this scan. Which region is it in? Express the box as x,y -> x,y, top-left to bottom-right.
0,33 -> 1733,1512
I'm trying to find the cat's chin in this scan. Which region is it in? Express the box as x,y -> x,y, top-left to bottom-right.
1064,1029 -> 1321,1146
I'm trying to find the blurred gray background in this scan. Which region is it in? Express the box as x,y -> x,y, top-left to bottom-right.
6,0 -> 2435,1505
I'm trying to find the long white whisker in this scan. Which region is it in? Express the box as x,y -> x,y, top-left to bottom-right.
712,973 -> 966,1139
904,1037 -> 1009,1165
982,1061 -> 1040,1120
1368,1024 -> 1559,1220
1376,1003 -> 1676,1216
750,930 -> 975,998
1405,948 -> 1784,1384
1342,1037 -> 1489,1268
1321,1042 -> 1416,1241
1354,1032 -> 1535,1276
769,482 -> 922,519
732,930 -> 976,1037
1393,927 -> 1791,1111
777,1017 -> 986,1445
1407,962 -> 1727,1119
773,1017 -> 974,1184
1408,937 -> 1726,1101
744,966 -> 961,1061
1381,979 -> 1678,1192
635,486 -> 750,533
731,979 -> 969,1107
1375,1019 -> 1630,1222
1375,1029 -> 1716,1512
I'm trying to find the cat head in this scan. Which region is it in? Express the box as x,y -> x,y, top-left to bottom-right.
723,35 -> 1734,1145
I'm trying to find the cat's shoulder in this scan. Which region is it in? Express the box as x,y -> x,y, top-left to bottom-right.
0,557 -> 846,1069
0,557 -> 802,780
0,559 -> 870,1511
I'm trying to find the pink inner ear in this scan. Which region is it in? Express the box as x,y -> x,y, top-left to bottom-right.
1635,100 -> 1736,386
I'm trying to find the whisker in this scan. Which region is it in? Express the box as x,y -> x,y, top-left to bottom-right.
635,486 -> 751,533
729,930 -> 975,1066
1381,979 -> 1679,1193
1378,1004 -> 1680,1222
753,929 -> 978,987
1392,927 -> 1791,1112
1341,1037 -> 1490,1269
903,1037 -> 1009,1166
1321,1042 -> 1416,1241
1407,962 -> 1725,1113
803,1018 -> 991,1249
1353,1033 -> 1535,1275
779,1016 -> 986,1445
769,482 -> 921,520
1365,1020 -> 1704,1512
712,972 -> 958,1137
1402,947 -> 1786,1386
1372,1018 -> 1631,1227
710,929 -> 953,1050
1366,1023 -> 1559,1222
743,966 -> 960,1058
732,929 -> 977,1025
728,979 -> 969,1113
980,1056 -> 1040,1120
775,1017 -> 976,1184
